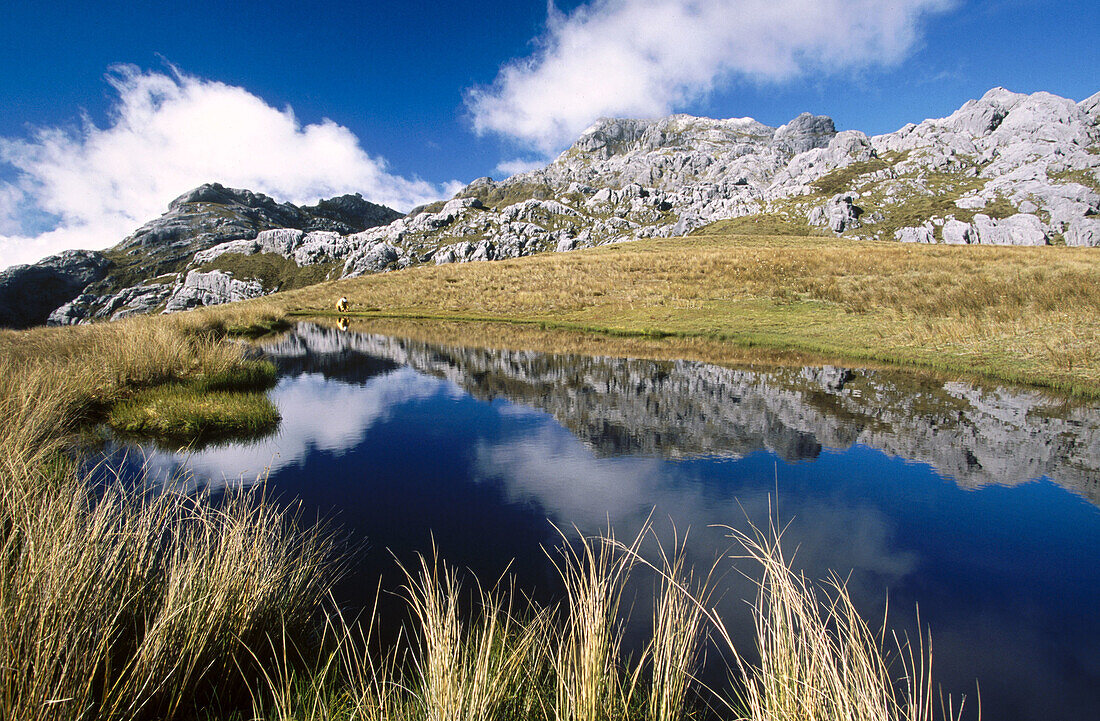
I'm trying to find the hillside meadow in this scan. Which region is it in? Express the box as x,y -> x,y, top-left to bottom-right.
224,233 -> 1100,397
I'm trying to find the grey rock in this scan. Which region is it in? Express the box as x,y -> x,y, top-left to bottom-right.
95,283 -> 176,321
28,183 -> 402,326
1066,217 -> 1100,247
772,112 -> 837,154
972,213 -> 1047,246
298,193 -> 403,233
0,250 -> 109,329
895,224 -> 936,243
556,237 -> 577,252
810,194 -> 862,232
163,270 -> 265,312
193,228 -> 352,267
1080,90 -> 1100,124
942,219 -> 974,244
343,242 -> 401,277
48,293 -> 100,326
955,195 -> 988,210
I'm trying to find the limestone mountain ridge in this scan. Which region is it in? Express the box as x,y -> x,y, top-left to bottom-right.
2,86 -> 1099,327
0,183 -> 402,328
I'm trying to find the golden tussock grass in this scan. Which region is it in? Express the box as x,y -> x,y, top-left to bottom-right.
0,314 -> 334,720
250,523 -> 968,721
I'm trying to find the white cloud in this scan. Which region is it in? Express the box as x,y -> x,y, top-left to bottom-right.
467,0 -> 954,153
140,368 -> 454,492
495,157 -> 552,177
0,65 -> 452,268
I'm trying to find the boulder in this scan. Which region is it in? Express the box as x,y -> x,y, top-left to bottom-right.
772,113 -> 837,154
942,219 -> 974,244
343,242 -> 401,277
972,214 -> 1047,246
163,270 -> 265,312
48,293 -> 100,326
895,224 -> 936,243
97,283 -> 176,321
1066,217 -> 1100,247
955,195 -> 988,210
809,194 -> 862,233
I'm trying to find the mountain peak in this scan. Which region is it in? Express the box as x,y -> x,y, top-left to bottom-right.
9,85 -> 1098,330
168,182 -> 289,213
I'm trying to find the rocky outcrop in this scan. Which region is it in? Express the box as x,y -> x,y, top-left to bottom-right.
0,250 -> 109,328
192,228 -> 351,267
163,270 -> 265,312
50,283 -> 176,325
1066,217 -> 1100,247
809,194 -> 862,233
31,184 -> 402,325
368,86 -> 1097,270
261,323 -> 1100,506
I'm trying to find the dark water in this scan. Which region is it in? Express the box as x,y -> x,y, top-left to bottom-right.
110,322 -> 1100,721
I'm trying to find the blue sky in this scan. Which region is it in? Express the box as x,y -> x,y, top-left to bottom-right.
0,0 -> 1097,267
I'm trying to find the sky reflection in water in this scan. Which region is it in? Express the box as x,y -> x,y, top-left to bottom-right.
109,325 -> 1100,721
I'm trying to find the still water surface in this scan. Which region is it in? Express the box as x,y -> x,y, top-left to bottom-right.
111,323 -> 1100,721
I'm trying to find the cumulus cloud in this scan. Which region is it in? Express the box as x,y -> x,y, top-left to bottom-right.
140,368 -> 456,493
0,65 -> 451,268
467,0 -> 954,152
495,157 -> 553,177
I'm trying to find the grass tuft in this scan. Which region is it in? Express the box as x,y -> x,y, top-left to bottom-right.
107,384 -> 280,444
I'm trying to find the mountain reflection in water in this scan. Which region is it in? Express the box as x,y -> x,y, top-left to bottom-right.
114,323 -> 1100,721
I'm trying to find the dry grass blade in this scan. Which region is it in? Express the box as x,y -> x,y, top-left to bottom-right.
705,520 -> 971,721
398,546 -> 547,721
545,524 -> 645,721
646,529 -> 712,721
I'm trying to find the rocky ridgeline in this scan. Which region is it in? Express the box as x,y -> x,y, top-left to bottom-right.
0,250 -> 111,328
2,87 -> 1098,327
262,323 -> 1100,506
0,183 -> 402,328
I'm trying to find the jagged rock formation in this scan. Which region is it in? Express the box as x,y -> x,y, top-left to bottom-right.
162,270 -> 267,312
4,87 -> 1098,328
37,183 -> 401,327
261,323 -> 1100,506
383,87 -> 1097,262
0,250 -> 110,329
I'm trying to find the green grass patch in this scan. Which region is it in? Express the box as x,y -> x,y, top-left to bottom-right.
193,360 -> 277,392
199,252 -> 338,293
103,358 -> 281,445
811,156 -> 892,197
226,315 -> 293,338
1050,167 -> 1100,194
855,170 -> 1017,240
458,181 -> 559,209
108,383 -> 280,444
99,247 -> 189,296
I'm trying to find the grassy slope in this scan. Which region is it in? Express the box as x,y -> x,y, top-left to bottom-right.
230,233 -> 1100,396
